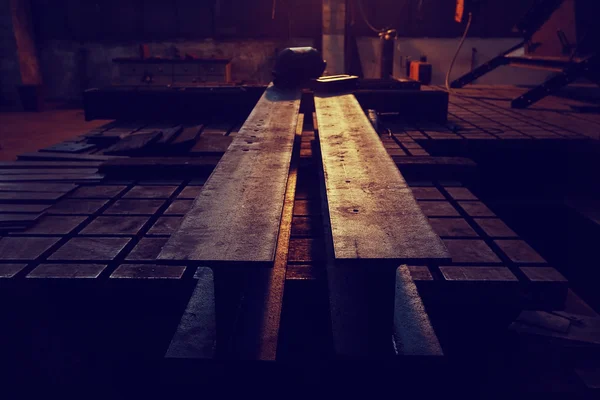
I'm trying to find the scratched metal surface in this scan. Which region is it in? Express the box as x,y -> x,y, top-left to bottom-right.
315,93 -> 449,263
158,85 -> 301,264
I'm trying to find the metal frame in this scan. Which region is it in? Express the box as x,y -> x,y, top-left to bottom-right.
450,0 -> 600,109
450,43 -> 599,109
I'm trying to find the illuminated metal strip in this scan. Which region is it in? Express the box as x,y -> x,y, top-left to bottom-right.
314,93 -> 449,263
158,85 -> 301,264
164,113 -> 304,362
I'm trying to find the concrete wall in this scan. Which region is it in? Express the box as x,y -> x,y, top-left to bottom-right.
38,38 -> 313,101
357,37 -> 553,86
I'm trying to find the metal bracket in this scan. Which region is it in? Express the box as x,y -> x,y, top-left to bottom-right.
512,53 -> 599,108
450,41 -> 524,88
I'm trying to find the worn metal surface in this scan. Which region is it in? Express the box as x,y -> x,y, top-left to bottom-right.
27,264 -> 107,279
314,93 -> 449,263
0,191 -> 66,202
104,131 -> 162,155
0,174 -> 103,182
0,168 -> 98,176
17,152 -> 120,162
163,113 -> 302,363
166,267 -> 216,359
393,266 -> 443,356
0,161 -> 101,169
40,142 -> 96,154
110,264 -> 186,279
158,85 -> 301,264
231,113 -> 303,360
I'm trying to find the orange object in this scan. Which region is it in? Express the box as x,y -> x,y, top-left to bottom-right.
455,0 -> 465,23
409,61 -> 432,85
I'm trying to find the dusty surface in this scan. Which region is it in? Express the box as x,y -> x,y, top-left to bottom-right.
0,107 -> 110,161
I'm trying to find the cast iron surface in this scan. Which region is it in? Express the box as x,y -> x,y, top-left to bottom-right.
314,93 -> 450,263
393,266 -> 443,356
158,85 -> 301,264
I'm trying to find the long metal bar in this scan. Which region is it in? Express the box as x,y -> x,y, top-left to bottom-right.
314,95 -> 448,357
230,114 -> 304,360
158,85 -> 301,264
314,93 -> 449,263
450,41 -> 524,89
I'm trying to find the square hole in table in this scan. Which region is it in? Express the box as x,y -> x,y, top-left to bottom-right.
69,185 -> 127,199
177,186 -> 203,199
474,218 -> 517,238
124,186 -> 178,199
443,239 -> 501,264
23,216 -> 87,235
407,181 -> 434,187
103,199 -> 165,215
428,218 -> 478,237
49,237 -> 131,261
409,149 -> 430,156
0,264 -> 28,278
0,204 -> 49,213
520,266 -> 567,282
459,202 -> 496,217
110,264 -> 186,279
126,237 -> 169,260
164,200 -> 194,215
147,216 -> 183,235
27,264 -> 107,279
80,216 -> 149,235
411,187 -> 445,200
0,237 -> 60,260
407,266 -> 434,281
189,178 -> 208,186
48,199 -> 108,215
445,187 -> 478,201
495,240 -> 546,264
138,180 -> 184,186
418,201 -> 460,217
439,266 -> 517,282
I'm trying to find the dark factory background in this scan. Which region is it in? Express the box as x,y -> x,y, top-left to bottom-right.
1,0 -> 599,395
4,0 -> 543,107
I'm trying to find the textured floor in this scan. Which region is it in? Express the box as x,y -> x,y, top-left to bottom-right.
1,86 -> 599,391
380,85 -> 600,142
0,106 -> 110,161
